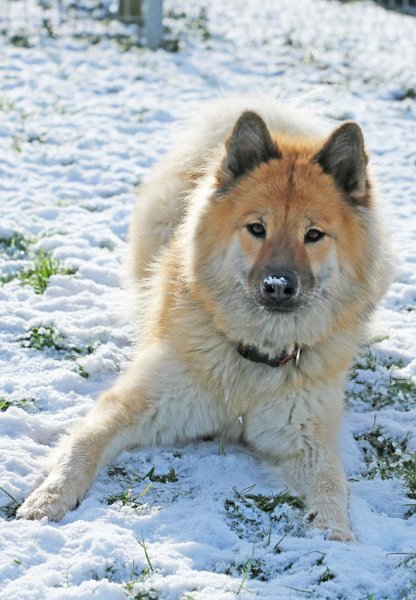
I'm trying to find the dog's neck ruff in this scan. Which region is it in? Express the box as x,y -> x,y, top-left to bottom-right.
237,342 -> 302,368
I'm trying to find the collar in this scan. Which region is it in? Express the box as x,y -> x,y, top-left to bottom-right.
237,342 -> 302,368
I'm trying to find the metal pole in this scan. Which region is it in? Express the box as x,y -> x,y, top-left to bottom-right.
144,0 -> 163,48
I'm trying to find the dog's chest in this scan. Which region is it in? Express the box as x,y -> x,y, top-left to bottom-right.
202,342 -> 302,415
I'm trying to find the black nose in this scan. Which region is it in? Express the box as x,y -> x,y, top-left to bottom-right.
261,271 -> 299,304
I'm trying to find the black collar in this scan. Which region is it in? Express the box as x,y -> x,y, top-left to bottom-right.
237,342 -> 301,368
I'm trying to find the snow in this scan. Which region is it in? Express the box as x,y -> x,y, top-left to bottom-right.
1,0 -> 416,598
264,277 -> 288,287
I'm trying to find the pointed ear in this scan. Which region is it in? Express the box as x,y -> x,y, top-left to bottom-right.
314,122 -> 369,204
217,111 -> 281,191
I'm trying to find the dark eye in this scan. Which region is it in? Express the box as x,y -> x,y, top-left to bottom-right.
304,229 -> 325,243
247,223 -> 266,238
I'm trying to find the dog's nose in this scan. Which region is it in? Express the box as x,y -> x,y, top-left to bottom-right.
261,271 -> 299,304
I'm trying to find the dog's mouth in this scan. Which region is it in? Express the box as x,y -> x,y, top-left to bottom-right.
249,292 -> 303,314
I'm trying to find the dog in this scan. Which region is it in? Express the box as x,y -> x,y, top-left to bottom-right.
18,97 -> 392,541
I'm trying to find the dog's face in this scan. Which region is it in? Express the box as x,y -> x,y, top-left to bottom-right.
227,162 -> 347,315
188,111 -> 374,346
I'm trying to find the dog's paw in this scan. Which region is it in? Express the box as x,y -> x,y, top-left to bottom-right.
326,526 -> 356,543
17,484 -> 76,521
305,511 -> 356,543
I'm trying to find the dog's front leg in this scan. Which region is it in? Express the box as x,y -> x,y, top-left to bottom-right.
245,396 -> 354,542
278,442 -> 354,542
17,381 -> 143,521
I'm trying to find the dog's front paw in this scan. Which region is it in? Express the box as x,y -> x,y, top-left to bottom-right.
17,482 -> 77,521
305,511 -> 356,543
325,526 -> 356,543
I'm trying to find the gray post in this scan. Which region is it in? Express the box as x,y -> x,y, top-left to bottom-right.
143,0 -> 163,48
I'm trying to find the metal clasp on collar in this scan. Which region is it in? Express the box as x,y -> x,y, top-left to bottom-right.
295,345 -> 301,367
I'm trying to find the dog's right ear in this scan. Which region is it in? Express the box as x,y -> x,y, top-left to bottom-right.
217,111 -> 281,192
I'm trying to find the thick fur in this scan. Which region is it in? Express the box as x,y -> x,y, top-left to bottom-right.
18,97 -> 392,541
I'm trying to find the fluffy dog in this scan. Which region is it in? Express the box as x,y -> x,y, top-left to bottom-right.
18,97 -> 392,541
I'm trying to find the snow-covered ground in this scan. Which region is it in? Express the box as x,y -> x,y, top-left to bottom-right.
1,1 -> 416,598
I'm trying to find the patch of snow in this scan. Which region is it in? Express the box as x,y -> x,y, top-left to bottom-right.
264,276 -> 288,287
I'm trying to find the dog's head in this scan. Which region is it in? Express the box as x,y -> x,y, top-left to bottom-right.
185,111 -> 381,348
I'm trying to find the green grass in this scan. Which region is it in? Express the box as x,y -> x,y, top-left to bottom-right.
390,378 -> 416,401
236,544 -> 257,593
144,467 -> 177,483
0,396 -> 36,412
98,239 -> 116,251
231,485 -> 302,513
20,323 -> 97,379
20,323 -> 96,355
108,465 -> 178,485
138,536 -> 154,572
9,32 -> 32,48
113,34 -> 144,53
74,363 -> 90,378
224,485 -> 302,543
224,541 -> 337,591
0,486 -> 21,519
0,398 -> 9,411
355,425 -> 409,478
124,586 -> 159,600
348,347 -> 415,410
395,88 -> 416,101
400,454 -> 416,501
395,555 -> 416,600
373,377 -> 416,409
349,346 -> 416,518
123,555 -> 159,599
0,232 -> 31,259
163,6 -> 212,52
11,136 -> 22,153
0,97 -> 15,112
319,567 -> 335,583
107,465 -> 129,479
18,251 -> 76,294
106,466 -> 178,509
226,544 -> 268,588
183,7 -> 211,41
21,324 -> 66,352
355,424 -> 416,508
107,483 -> 153,509
0,249 -> 77,294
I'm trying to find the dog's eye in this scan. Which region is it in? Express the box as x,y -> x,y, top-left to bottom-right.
247,223 -> 266,238
304,229 -> 325,243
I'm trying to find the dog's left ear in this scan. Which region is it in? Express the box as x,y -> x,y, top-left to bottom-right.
217,111 -> 281,191
314,122 -> 369,204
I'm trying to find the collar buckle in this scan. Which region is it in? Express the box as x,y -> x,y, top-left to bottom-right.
295,345 -> 301,367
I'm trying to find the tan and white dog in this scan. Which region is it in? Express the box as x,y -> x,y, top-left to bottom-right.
18,97 -> 392,541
